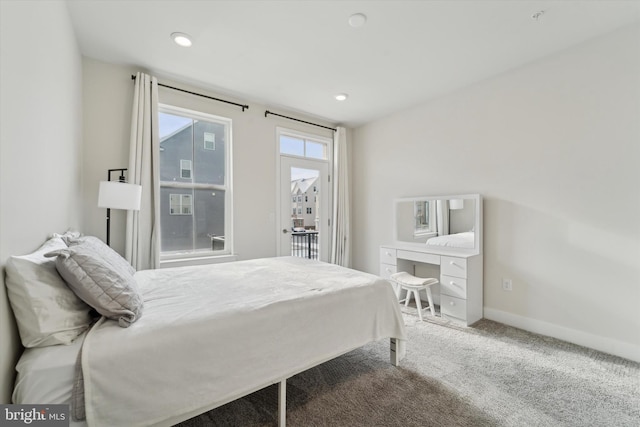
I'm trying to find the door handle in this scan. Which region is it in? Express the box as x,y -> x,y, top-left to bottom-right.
282,229 -> 289,234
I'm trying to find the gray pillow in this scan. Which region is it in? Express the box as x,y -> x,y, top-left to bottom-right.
46,240 -> 143,328
63,235 -> 136,275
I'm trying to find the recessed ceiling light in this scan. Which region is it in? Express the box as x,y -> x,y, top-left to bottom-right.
335,93 -> 348,101
348,13 -> 367,28
171,32 -> 192,47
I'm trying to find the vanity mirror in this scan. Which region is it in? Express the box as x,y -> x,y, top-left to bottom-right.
394,194 -> 482,255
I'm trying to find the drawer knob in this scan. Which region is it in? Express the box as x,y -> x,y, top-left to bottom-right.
386,268 -> 391,272
386,252 -> 392,256
449,301 -> 455,306
450,261 -> 455,265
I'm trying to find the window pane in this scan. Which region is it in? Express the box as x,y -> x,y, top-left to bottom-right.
305,141 -> 325,159
160,113 -> 193,182
194,189 -> 225,251
161,188 -> 194,252
280,136 -> 304,156
194,120 -> 226,185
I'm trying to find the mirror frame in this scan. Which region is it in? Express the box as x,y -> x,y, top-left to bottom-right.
393,194 -> 483,255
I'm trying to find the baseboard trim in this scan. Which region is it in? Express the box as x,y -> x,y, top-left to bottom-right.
484,308 -> 640,363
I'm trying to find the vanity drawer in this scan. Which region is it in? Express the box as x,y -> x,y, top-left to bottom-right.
440,275 -> 467,299
397,249 -> 440,265
379,263 -> 397,279
441,256 -> 467,279
441,295 -> 467,321
380,247 -> 397,265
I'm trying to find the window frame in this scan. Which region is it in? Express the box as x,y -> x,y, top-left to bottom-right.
158,104 -> 233,262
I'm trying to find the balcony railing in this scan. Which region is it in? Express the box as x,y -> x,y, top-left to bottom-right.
290,230 -> 319,260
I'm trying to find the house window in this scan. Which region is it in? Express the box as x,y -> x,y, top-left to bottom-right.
159,105 -> 232,258
180,160 -> 192,179
306,207 -> 312,214
204,132 -> 216,150
169,194 -> 192,215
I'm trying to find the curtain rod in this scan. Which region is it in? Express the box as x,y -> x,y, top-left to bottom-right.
264,110 -> 336,132
131,75 -> 249,112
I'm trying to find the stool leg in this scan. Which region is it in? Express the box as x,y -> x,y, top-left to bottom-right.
414,290 -> 423,321
404,288 -> 411,307
425,286 -> 435,317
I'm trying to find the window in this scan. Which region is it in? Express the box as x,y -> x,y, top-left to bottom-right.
414,200 -> 437,237
204,132 -> 216,150
159,105 -> 232,257
278,128 -> 329,160
306,207 -> 312,214
180,159 -> 192,179
169,194 -> 192,215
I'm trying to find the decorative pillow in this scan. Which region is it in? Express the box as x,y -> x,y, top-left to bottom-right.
62,235 -> 136,275
5,236 -> 93,347
46,239 -> 143,328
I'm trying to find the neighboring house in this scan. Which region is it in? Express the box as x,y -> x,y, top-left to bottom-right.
291,176 -> 319,230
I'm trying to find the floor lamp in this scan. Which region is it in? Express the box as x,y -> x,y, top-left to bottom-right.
97,168 -> 142,246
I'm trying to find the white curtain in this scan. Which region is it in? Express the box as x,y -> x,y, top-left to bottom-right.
330,127 -> 350,267
436,199 -> 450,237
126,72 -> 160,270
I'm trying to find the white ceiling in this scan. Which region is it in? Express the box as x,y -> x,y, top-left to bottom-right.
66,0 -> 640,127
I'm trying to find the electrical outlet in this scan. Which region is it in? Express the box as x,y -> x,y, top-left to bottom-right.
502,278 -> 513,291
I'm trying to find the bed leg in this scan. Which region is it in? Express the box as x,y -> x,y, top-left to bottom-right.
390,338 -> 406,366
278,379 -> 286,427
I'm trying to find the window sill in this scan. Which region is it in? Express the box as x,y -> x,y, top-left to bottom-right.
159,254 -> 238,269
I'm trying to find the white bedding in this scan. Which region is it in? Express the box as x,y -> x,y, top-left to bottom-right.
13,332 -> 87,427
78,256 -> 405,426
426,231 -> 475,249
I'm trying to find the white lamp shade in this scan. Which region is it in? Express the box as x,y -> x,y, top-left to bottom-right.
449,199 -> 464,210
98,181 -> 142,211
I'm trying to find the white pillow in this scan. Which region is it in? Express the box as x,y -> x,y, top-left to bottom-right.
5,236 -> 93,347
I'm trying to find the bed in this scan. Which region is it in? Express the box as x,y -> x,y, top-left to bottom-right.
426,231 -> 475,249
7,234 -> 406,427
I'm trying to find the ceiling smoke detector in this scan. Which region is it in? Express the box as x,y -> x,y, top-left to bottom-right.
348,13 -> 367,28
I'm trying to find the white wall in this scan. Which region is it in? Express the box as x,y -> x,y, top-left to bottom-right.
81,58 -> 335,261
0,1 -> 83,402
352,24 -> 640,361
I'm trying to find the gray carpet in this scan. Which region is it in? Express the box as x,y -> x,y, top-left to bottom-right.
176,313 -> 640,426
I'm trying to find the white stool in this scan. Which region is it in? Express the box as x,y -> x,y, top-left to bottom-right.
390,272 -> 438,321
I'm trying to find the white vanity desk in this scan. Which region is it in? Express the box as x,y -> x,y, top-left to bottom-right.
382,194 -> 483,326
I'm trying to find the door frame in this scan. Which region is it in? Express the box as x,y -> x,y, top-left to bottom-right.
275,127 -> 333,261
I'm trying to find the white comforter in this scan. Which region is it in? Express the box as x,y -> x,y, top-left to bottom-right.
81,257 -> 406,426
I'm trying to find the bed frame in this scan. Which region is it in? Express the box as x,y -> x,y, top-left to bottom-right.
198,338 -> 405,427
